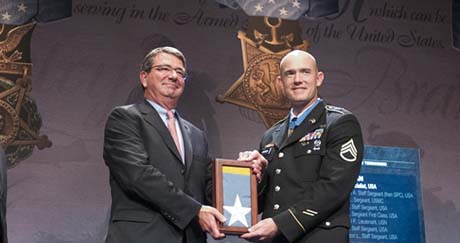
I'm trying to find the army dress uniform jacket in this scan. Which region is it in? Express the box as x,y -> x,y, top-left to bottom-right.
258,100 -> 363,243
103,101 -> 212,243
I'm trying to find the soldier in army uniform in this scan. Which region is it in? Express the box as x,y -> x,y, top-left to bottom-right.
240,50 -> 363,243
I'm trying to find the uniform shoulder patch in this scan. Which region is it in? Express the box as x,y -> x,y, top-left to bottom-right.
340,138 -> 358,162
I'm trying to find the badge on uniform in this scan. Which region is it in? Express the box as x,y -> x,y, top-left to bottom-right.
313,140 -> 321,151
261,143 -> 275,155
340,138 -> 358,162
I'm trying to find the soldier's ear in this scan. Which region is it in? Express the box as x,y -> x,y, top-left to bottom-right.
276,75 -> 285,93
316,71 -> 324,87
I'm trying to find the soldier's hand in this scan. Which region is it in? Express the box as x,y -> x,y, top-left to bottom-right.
198,205 -> 226,239
238,150 -> 268,182
240,218 -> 279,242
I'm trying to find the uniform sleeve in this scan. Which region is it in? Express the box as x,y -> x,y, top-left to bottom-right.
103,107 -> 201,229
257,131 -> 274,213
273,114 -> 363,242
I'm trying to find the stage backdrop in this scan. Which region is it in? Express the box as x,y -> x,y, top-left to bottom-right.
4,0 -> 460,242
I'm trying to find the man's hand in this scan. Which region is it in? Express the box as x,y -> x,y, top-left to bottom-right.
240,218 -> 279,242
198,205 -> 226,239
238,150 -> 268,182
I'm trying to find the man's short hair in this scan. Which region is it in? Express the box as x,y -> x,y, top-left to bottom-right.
140,46 -> 187,73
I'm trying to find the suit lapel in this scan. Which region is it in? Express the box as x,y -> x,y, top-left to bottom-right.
139,101 -> 182,162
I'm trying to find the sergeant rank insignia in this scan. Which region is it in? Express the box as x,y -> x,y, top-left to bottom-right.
0,23 -> 52,167
217,17 -> 309,128
340,138 -> 358,162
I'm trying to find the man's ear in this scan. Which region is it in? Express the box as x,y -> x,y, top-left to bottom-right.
139,71 -> 148,89
276,76 -> 285,95
316,71 -> 324,87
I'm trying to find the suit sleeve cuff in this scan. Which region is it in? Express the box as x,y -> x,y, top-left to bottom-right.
168,199 -> 202,230
273,208 -> 306,243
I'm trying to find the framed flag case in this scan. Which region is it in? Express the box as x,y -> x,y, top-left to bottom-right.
213,159 -> 258,234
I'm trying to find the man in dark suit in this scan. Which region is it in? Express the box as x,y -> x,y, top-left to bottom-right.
103,46 -> 225,243
240,50 -> 363,243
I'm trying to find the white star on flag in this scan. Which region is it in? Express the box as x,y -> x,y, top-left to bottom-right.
292,0 -> 301,8
18,3 -> 27,13
279,7 -> 288,16
254,3 -> 263,13
268,0 -> 276,4
223,194 -> 251,227
1,12 -> 11,21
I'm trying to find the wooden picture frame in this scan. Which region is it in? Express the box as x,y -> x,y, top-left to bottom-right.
213,159 -> 258,234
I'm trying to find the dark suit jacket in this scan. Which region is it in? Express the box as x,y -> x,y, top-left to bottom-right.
103,101 -> 212,243
258,101 -> 363,243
